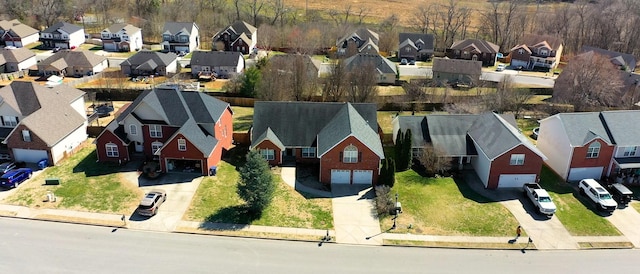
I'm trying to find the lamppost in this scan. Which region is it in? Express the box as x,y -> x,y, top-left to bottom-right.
391,193 -> 400,230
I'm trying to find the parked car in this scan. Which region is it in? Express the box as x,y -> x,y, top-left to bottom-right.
532,127 -> 540,140
52,47 -> 61,53
579,179 -> 617,212
177,51 -> 187,57
409,60 -> 416,65
496,64 -> 506,71
0,162 -> 16,174
523,183 -> 557,216
136,190 -> 167,216
607,183 -> 633,206
400,58 -> 408,65
0,168 -> 32,188
0,153 -> 11,162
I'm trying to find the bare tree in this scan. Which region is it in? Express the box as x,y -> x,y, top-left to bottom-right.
403,81 -> 427,112
479,0 -> 527,52
33,0 -> 71,28
419,144 -> 452,176
245,0 -> 266,27
553,53 -> 624,111
323,59 -> 348,102
413,0 -> 471,49
346,62 -> 378,103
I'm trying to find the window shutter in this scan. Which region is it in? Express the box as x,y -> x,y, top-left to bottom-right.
358,152 -> 362,162
339,152 -> 343,162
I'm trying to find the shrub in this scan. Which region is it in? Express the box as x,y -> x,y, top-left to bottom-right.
374,185 -> 394,216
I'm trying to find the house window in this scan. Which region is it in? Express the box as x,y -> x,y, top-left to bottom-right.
129,124 -> 137,135
2,116 -> 17,127
540,49 -> 548,56
22,130 -> 31,142
518,49 -> 524,54
343,145 -> 358,163
105,143 -> 119,157
302,147 -> 316,158
149,125 -> 162,138
151,141 -> 163,155
178,139 -> 187,151
623,146 -> 637,157
510,154 -> 525,165
587,142 -> 601,158
260,149 -> 275,160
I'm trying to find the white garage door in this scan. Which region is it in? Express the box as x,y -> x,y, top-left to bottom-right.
12,148 -> 48,163
103,43 -> 116,51
331,170 -> 351,184
352,170 -> 373,185
568,167 -> 604,182
175,46 -> 189,52
55,42 -> 69,49
498,174 -> 536,188
6,41 -> 22,47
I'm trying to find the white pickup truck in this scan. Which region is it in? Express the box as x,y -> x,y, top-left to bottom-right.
523,183 -> 557,216
579,179 -> 618,212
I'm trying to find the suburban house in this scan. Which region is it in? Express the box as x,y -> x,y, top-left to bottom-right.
251,102 -> 384,186
100,23 -> 142,52
446,39 -> 499,67
0,47 -> 36,73
392,112 -> 547,189
190,51 -> 244,79
537,110 -> 640,183
0,19 -> 39,48
581,46 -> 636,72
398,33 -> 435,61
161,22 -> 200,53
0,81 -> 87,164
336,28 -> 379,58
343,53 -> 397,84
95,84 -> 233,176
268,54 -> 321,78
37,50 -> 108,77
212,21 -> 257,54
432,57 -> 482,87
120,50 -> 178,76
509,34 -> 563,71
39,22 -> 85,49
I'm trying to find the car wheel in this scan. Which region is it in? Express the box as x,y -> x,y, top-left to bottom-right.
163,195 -> 167,202
536,206 -> 541,214
579,188 -> 585,196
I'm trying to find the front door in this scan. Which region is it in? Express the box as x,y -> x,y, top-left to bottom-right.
135,142 -> 143,152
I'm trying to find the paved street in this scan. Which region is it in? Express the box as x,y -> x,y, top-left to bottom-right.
1,217 -> 639,274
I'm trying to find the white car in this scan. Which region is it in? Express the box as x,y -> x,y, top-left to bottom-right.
579,179 -> 617,212
496,64 -> 506,71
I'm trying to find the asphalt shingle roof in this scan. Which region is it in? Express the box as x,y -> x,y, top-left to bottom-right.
582,46 -> 636,71
432,58 -> 482,75
468,112 -> 545,160
553,112 -> 613,146
316,103 -> 384,158
42,22 -> 83,34
190,51 -> 243,67
39,50 -> 106,68
425,114 -> 479,156
121,50 -> 177,67
600,110 -> 640,146
0,19 -> 38,37
450,39 -> 499,54
0,47 -> 35,63
398,33 -> 434,51
104,23 -> 140,34
344,53 -> 396,74
163,22 -> 198,36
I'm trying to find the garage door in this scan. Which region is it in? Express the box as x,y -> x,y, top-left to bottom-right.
55,42 -> 69,49
568,167 -> 604,182
103,43 -> 116,51
331,170 -> 351,184
12,148 -> 48,163
352,170 -> 373,184
498,174 -> 536,188
175,46 -> 189,52
6,41 -> 22,47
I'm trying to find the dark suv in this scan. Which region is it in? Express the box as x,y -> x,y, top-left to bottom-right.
607,183 -> 633,206
136,190 -> 167,216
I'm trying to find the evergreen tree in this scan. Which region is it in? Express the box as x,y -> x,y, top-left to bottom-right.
394,129 -> 404,168
401,128 -> 413,170
237,150 -> 275,215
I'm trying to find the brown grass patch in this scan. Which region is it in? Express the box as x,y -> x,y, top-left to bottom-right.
578,242 -> 634,249
176,226 -> 330,242
0,210 -> 17,217
384,239 -> 532,249
34,214 -> 125,227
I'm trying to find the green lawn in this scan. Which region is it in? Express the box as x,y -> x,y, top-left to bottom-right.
538,166 -> 621,236
381,170 -> 520,236
231,106 -> 254,132
184,153 -> 333,229
5,145 -> 141,214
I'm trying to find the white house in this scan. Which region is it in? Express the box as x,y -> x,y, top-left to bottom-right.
0,47 -> 37,72
101,23 -> 142,52
39,22 -> 85,49
190,51 -> 244,79
0,19 -> 39,48
161,22 -> 199,53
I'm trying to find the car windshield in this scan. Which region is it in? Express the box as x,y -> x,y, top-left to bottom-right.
599,193 -> 612,200
138,204 -> 154,210
539,197 -> 552,203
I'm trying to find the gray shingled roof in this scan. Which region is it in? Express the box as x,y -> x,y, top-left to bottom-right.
600,110 -> 640,146
269,54 -> 320,75
337,28 -> 379,46
190,51 -> 243,67
344,53 -> 396,74
104,23 -> 140,34
426,114 -> 479,156
399,33 -> 434,51
121,50 -> 177,67
554,112 -> 613,146
42,22 -> 83,34
0,47 -> 35,63
39,50 -> 106,68
316,103 -> 384,158
395,116 -> 429,148
114,86 -> 230,156
468,112 -> 546,160
1,20 -> 38,37
0,81 -> 86,147
450,39 -> 499,54
520,34 -> 563,52
251,101 -> 378,149
432,58 -> 482,75
163,22 -> 198,35
582,46 -> 636,71
252,127 -> 285,150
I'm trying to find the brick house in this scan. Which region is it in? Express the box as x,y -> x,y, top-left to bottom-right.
212,21 -> 257,54
510,34 -> 563,71
446,39 -> 499,67
95,84 -> 233,176
393,112 -> 546,189
0,19 -> 39,48
251,102 -> 384,186
336,28 -> 379,58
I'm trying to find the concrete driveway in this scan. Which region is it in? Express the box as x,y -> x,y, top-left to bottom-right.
605,204 -> 640,247
122,171 -> 203,232
331,184 -> 382,246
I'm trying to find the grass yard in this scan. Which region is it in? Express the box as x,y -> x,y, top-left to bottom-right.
184,154 -> 333,229
231,106 -> 254,132
377,111 -> 430,134
381,170 -> 520,236
538,166 -> 621,236
4,144 -> 141,214
378,86 -> 406,96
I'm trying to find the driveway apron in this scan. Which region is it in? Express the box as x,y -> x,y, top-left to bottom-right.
331,184 -> 382,245
606,205 -> 640,247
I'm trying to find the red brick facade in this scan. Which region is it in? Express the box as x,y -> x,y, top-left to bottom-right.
95,130 -> 131,163
4,124 -> 52,163
254,140 -> 282,166
319,136 -> 381,185
569,139 -> 615,177
487,144 -> 545,189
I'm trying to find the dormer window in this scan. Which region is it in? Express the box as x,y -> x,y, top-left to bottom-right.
540,49 -> 549,56
22,130 -> 31,142
518,48 -> 525,54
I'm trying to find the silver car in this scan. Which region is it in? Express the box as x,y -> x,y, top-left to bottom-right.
137,190 -> 167,216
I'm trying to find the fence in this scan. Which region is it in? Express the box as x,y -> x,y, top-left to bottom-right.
0,70 -> 29,82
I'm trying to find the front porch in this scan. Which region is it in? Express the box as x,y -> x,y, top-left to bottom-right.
610,157 -> 640,184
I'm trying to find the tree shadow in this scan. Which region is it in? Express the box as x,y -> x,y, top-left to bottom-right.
72,150 -> 121,177
452,174 -> 495,204
537,165 -> 573,195
223,145 -> 249,168
203,205 -> 262,226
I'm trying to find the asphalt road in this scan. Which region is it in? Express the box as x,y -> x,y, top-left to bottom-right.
1,217 -> 638,274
